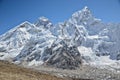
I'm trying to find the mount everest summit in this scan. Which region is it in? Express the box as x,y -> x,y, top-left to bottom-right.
0,6 -> 120,69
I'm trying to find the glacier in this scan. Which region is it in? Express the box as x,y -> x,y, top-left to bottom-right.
0,6 -> 120,69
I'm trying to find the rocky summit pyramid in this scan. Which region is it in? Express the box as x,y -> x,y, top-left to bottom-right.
44,39 -> 82,69
0,6 -> 120,69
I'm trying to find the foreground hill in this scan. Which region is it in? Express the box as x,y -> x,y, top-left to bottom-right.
0,60 -> 93,80
0,60 -> 65,80
0,60 -> 120,80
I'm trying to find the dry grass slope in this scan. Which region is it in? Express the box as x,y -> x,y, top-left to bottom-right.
0,61 -> 91,80
0,61 -> 66,80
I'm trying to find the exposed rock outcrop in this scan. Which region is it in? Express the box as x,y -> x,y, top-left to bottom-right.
45,39 -> 82,69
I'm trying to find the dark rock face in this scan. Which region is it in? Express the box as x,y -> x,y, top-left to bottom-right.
116,53 -> 120,60
115,51 -> 120,60
44,40 -> 82,69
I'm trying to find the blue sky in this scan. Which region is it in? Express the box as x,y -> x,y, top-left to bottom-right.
0,0 -> 120,35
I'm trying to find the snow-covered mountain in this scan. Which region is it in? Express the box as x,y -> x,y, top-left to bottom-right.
0,6 -> 120,69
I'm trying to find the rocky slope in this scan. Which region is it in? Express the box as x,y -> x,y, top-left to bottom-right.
44,39 -> 82,69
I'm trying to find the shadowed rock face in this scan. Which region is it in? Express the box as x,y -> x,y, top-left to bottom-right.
44,40 -> 82,69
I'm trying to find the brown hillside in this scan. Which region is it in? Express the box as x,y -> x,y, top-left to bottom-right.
0,61 -> 65,80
